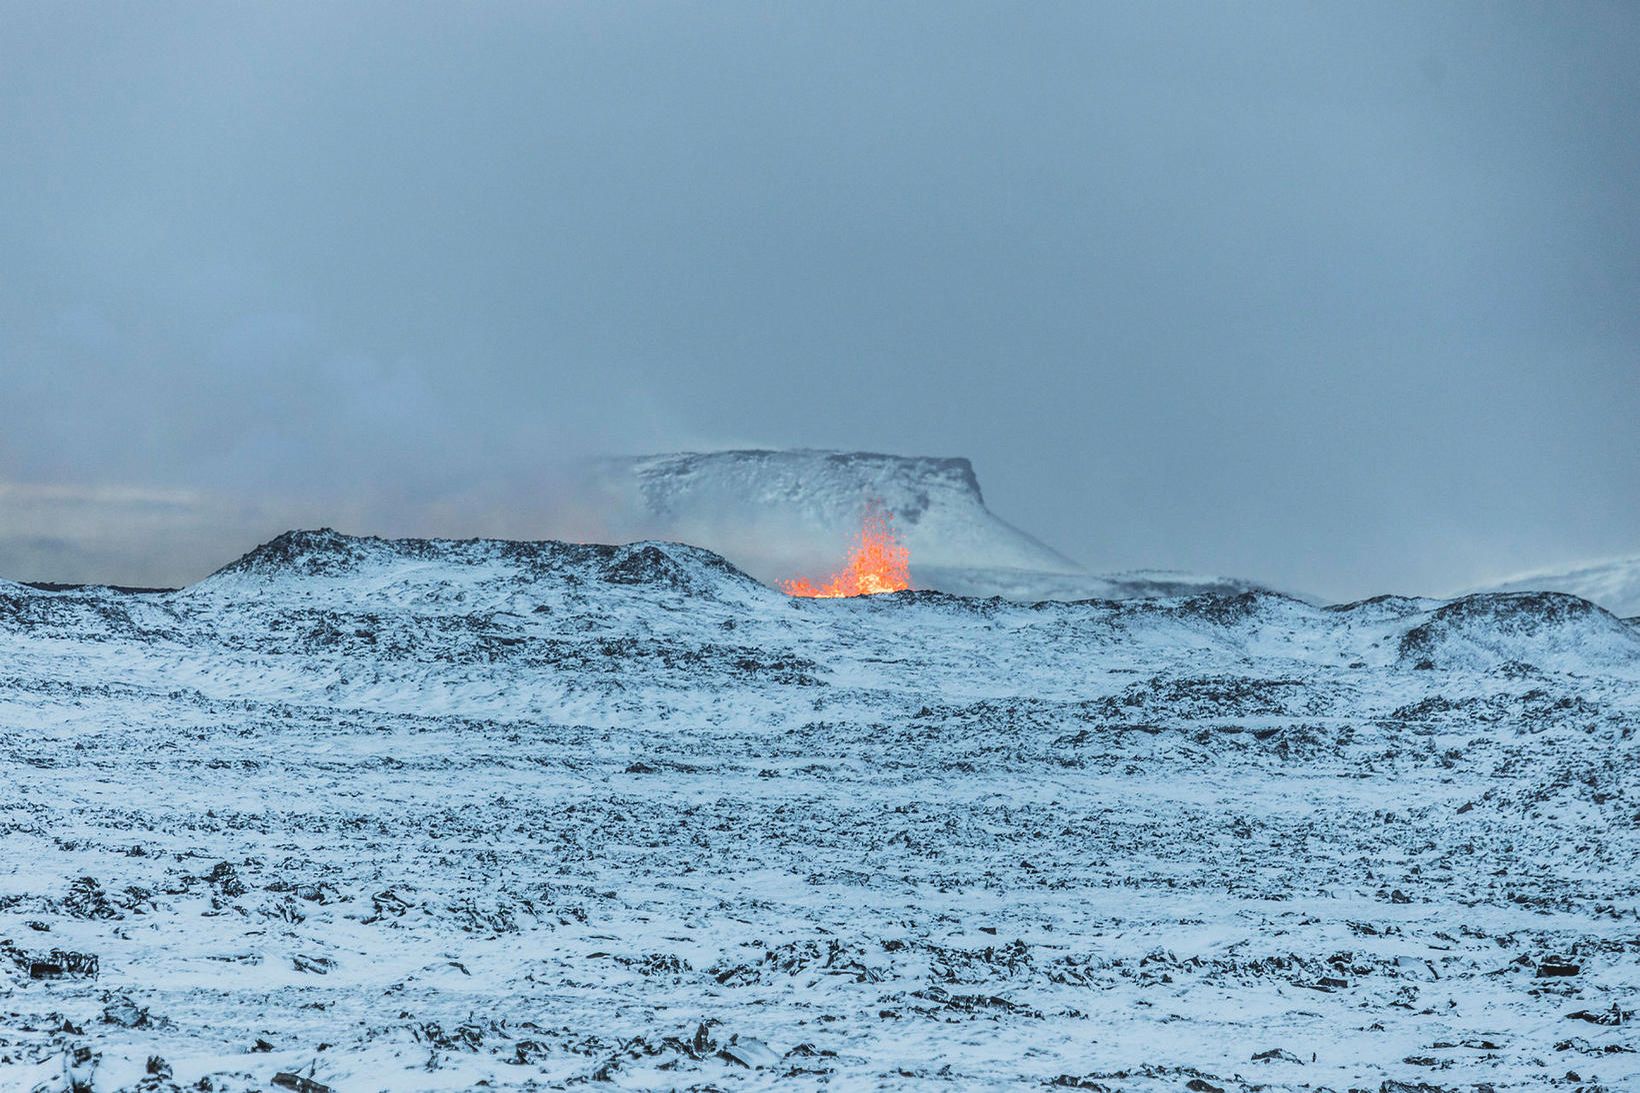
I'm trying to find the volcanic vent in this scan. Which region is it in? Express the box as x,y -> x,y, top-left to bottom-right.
780,501 -> 911,598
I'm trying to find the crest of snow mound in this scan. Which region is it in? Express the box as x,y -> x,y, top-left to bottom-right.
1471,554 -> 1640,619
198,528 -> 772,605
1396,591 -> 1640,672
211,528 -> 379,578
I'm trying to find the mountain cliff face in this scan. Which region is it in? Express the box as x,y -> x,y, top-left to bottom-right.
590,449 -> 1273,601
1,530 -> 1636,1091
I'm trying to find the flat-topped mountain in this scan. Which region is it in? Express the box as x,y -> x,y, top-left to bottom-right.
590,449 -> 1273,601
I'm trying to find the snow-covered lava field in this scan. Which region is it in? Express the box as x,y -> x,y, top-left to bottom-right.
1,529 -> 1637,1092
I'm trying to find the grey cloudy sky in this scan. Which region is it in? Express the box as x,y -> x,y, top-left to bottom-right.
3,2 -> 1638,599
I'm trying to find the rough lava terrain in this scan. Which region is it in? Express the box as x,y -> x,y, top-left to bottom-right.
1,529 -> 1636,1092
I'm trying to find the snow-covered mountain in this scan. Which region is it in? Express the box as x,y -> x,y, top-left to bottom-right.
1472,554 -> 1640,621
589,449 -> 1271,600
1,529 -> 1635,1091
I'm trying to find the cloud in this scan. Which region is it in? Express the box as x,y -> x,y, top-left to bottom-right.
0,483 -> 204,507
3,4 -> 1638,597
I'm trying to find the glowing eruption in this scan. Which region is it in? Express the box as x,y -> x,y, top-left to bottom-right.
781,502 -> 912,598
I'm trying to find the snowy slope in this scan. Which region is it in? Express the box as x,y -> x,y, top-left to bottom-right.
591,450 -> 1271,600
0,530 -> 1636,1092
1473,554 -> 1640,620
911,564 -> 1270,602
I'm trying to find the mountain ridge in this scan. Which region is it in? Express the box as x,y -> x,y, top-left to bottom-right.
8,528 -> 1637,678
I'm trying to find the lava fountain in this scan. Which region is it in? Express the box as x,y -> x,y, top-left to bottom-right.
780,502 -> 912,598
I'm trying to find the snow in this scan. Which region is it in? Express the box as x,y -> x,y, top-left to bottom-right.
0,529 -> 1636,1091
1473,554 -> 1640,621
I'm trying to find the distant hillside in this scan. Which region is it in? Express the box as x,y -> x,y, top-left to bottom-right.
1471,554 -> 1640,619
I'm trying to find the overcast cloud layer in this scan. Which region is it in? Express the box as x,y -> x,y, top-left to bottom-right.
3,2 -> 1638,599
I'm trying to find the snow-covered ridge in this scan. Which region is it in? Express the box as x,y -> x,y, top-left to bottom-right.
1472,553 -> 1640,619
1396,590 -> 1640,671
203,527 -> 766,600
7,529 -> 1637,678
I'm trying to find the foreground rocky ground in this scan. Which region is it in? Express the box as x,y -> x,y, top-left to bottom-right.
1,531 -> 1636,1091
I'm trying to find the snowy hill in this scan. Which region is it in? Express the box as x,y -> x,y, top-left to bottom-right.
590,449 -> 1270,600
1473,554 -> 1640,620
0,530 -> 1636,1091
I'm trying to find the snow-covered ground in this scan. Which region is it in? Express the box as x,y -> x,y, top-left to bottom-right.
1,529 -> 1636,1091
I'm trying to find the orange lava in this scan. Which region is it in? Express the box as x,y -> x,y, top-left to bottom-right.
781,502 -> 912,598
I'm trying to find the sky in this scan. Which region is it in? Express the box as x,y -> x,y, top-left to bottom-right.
3,2 -> 1638,600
